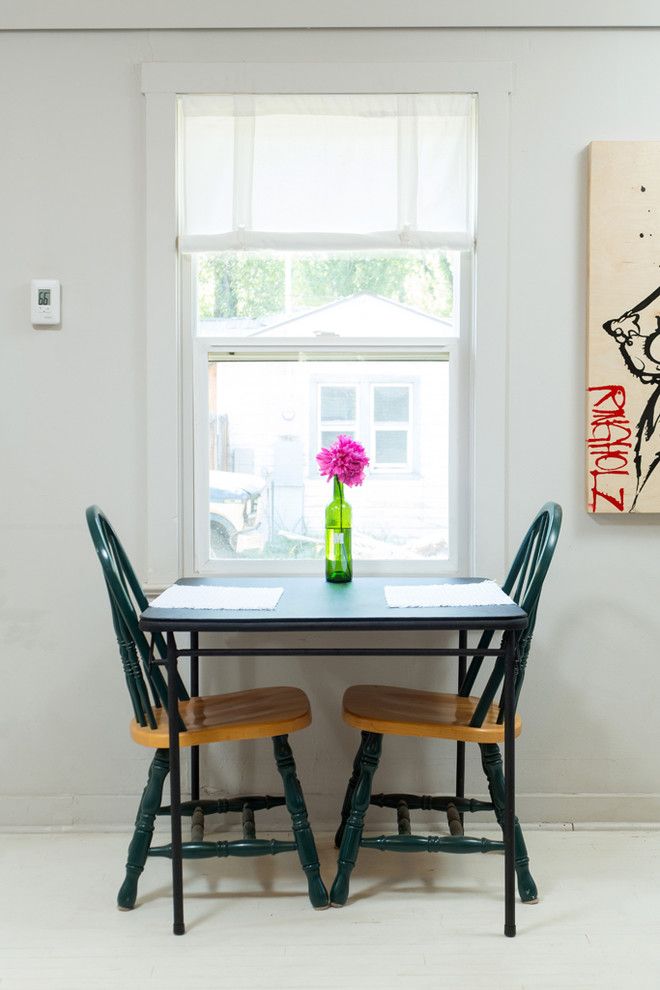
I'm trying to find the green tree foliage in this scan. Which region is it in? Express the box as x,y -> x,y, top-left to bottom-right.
293,253 -> 452,317
293,256 -> 410,307
198,255 -> 285,319
198,251 -> 453,321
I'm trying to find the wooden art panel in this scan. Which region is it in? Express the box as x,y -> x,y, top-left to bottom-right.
587,141 -> 660,513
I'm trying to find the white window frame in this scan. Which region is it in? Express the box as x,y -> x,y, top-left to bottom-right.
142,61 -> 512,587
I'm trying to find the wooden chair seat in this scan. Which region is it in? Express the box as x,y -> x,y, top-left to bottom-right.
342,684 -> 522,743
130,685 -> 311,748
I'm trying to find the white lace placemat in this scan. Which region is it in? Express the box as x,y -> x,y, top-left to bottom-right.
384,580 -> 514,609
149,584 -> 284,611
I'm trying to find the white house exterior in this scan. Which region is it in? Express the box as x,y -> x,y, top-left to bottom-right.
207,293 -> 453,560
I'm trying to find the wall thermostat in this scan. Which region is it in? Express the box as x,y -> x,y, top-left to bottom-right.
31,279 -> 61,326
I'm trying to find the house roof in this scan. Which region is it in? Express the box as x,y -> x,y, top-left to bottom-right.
250,292 -> 454,338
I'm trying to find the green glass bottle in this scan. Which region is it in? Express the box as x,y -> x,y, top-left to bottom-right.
325,476 -> 352,583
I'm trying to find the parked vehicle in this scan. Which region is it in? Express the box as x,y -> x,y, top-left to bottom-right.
209,470 -> 267,556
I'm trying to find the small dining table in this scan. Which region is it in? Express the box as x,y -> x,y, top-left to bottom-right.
140,575 -> 528,936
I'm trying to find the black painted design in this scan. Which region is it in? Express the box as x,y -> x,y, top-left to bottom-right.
603,282 -> 660,508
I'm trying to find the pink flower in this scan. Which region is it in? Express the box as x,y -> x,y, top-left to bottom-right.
316,435 -> 369,487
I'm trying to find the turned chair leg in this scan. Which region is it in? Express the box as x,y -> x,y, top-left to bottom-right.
330,731 -> 383,907
272,734 -> 329,910
480,743 -> 538,903
334,731 -> 369,848
118,748 -> 170,910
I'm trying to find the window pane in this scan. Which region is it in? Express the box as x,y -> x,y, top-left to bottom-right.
321,430 -> 354,449
320,386 -> 356,422
375,430 -> 408,464
196,250 -> 456,332
207,356 -> 449,561
373,386 -> 409,422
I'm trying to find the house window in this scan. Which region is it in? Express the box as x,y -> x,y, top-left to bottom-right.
319,385 -> 357,448
371,385 -> 412,471
316,382 -> 414,474
180,92 -> 476,572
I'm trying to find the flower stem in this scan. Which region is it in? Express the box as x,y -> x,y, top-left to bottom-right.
334,475 -> 344,529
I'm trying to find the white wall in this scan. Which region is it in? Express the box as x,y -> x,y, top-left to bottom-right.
2,24 -> 660,828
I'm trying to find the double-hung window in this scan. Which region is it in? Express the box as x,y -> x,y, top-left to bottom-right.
180,93 -> 476,574
142,63 -> 511,586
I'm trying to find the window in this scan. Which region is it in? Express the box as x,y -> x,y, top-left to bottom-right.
319,385 -> 357,449
371,384 -> 412,471
181,93 -> 474,571
317,381 -> 414,473
142,62 -> 511,586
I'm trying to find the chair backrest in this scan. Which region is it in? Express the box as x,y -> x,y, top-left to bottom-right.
86,505 -> 188,728
459,502 -> 562,726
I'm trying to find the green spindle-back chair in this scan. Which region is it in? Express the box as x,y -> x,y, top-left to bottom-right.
330,502 -> 562,912
86,505 -> 328,914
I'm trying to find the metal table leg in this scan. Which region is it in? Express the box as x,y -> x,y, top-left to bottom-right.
166,631 -> 185,935
504,629 -> 516,938
190,631 -> 199,804
456,630 -> 467,827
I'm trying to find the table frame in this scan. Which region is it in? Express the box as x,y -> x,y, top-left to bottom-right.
140,577 -> 527,937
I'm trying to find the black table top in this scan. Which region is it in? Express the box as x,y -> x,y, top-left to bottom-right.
139,576 -> 527,634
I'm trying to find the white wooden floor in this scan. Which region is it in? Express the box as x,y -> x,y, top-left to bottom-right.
2,829 -> 660,990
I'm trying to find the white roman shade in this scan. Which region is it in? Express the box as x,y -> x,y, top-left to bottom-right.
180,93 -> 476,252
